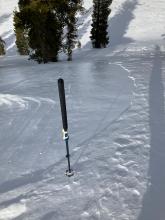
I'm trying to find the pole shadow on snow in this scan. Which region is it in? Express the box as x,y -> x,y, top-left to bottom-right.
0,159 -> 63,195
12,211 -> 57,220
40,211 -> 57,220
138,46 -> 165,220
108,0 -> 138,48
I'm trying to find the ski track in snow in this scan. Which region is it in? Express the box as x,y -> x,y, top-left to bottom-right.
0,94 -> 55,109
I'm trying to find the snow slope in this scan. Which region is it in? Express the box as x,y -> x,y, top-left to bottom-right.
1,0 -> 165,53
0,0 -> 18,55
0,0 -> 165,220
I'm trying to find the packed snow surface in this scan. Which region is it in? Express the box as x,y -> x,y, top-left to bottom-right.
1,0 -> 165,220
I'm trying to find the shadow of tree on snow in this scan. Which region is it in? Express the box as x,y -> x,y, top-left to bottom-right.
108,0 -> 138,47
81,0 -> 138,54
0,14 -> 11,25
138,46 -> 165,220
4,32 -> 17,55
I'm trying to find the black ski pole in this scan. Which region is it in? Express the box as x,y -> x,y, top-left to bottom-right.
58,78 -> 74,177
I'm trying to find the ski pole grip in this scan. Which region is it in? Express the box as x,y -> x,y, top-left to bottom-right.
58,78 -> 68,132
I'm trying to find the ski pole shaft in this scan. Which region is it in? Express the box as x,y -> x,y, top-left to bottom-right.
58,78 -> 74,177
58,78 -> 68,132
65,139 -> 71,172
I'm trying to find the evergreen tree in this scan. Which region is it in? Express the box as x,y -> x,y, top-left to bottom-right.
90,0 -> 112,48
28,6 -> 63,63
65,0 -> 82,61
0,37 -> 5,55
14,0 -> 65,63
14,0 -> 82,63
14,10 -> 29,55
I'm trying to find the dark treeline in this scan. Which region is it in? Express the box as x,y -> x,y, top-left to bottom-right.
14,0 -> 83,63
90,0 -> 113,48
13,0 -> 113,63
0,37 -> 5,55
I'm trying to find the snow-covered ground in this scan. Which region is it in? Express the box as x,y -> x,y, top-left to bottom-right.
0,0 -> 165,219
0,0 -> 18,55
